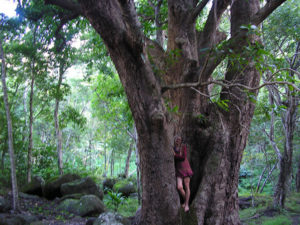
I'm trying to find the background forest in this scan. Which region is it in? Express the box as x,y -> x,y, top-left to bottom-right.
0,0 -> 299,224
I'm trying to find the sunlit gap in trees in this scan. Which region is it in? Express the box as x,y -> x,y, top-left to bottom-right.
0,0 -> 17,17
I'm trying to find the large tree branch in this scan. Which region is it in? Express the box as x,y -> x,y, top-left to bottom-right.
198,0 -> 231,49
45,0 -> 84,15
190,0 -> 210,23
117,0 -> 144,50
250,0 -> 287,25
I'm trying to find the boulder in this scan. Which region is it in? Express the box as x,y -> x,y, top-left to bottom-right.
29,222 -> 48,225
43,173 -> 81,200
102,178 -> 117,192
21,176 -> 45,197
113,180 -> 136,197
0,213 -> 38,225
0,197 -> 11,213
239,196 -> 253,209
58,194 -> 105,217
61,177 -> 103,200
92,212 -> 130,225
19,192 -> 41,200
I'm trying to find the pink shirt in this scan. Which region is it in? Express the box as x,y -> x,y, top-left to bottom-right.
174,144 -> 193,178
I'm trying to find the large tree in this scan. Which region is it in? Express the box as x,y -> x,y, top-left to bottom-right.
42,0 -> 288,224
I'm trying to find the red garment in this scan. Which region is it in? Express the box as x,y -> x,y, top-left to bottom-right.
174,144 -> 193,178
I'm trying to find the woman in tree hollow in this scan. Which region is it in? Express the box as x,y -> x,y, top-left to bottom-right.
173,136 -> 193,212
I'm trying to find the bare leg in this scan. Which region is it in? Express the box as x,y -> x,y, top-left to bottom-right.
176,177 -> 185,207
183,177 -> 191,212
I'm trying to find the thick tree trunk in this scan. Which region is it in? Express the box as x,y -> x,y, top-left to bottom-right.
54,64 -> 63,175
79,1 -> 259,224
46,0 -> 287,223
1,41 -> 19,211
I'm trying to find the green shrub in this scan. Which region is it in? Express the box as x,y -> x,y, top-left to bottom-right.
118,197 -> 139,217
104,189 -> 125,211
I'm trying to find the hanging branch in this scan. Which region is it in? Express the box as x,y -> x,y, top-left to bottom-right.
162,68 -> 300,93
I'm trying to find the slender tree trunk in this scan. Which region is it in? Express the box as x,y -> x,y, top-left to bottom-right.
296,156 -> 300,192
22,86 -> 28,144
27,69 -> 35,183
274,91 -> 298,207
124,141 -> 133,178
54,64 -> 63,175
1,41 -> 19,211
260,163 -> 277,193
103,143 -> 107,177
27,26 -> 38,183
272,42 -> 299,207
110,150 -> 114,177
256,167 -> 267,193
1,148 -> 5,172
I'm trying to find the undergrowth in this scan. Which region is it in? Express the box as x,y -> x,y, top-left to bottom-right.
239,192 -> 300,225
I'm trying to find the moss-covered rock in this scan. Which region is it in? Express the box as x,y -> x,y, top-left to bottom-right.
102,178 -> 118,191
0,196 -> 11,213
61,177 -> 103,200
113,180 -> 136,197
58,194 -> 105,217
43,173 -> 81,200
93,212 -> 130,225
21,176 -> 45,197
0,213 -> 38,225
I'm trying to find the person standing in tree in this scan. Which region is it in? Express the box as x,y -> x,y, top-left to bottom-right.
173,136 -> 193,212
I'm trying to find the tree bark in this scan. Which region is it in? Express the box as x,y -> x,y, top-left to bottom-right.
45,0 -> 287,224
1,41 -> 19,211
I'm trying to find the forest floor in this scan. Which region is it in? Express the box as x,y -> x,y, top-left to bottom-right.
240,192 -> 300,225
1,191 -> 300,225
3,192 -> 89,225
